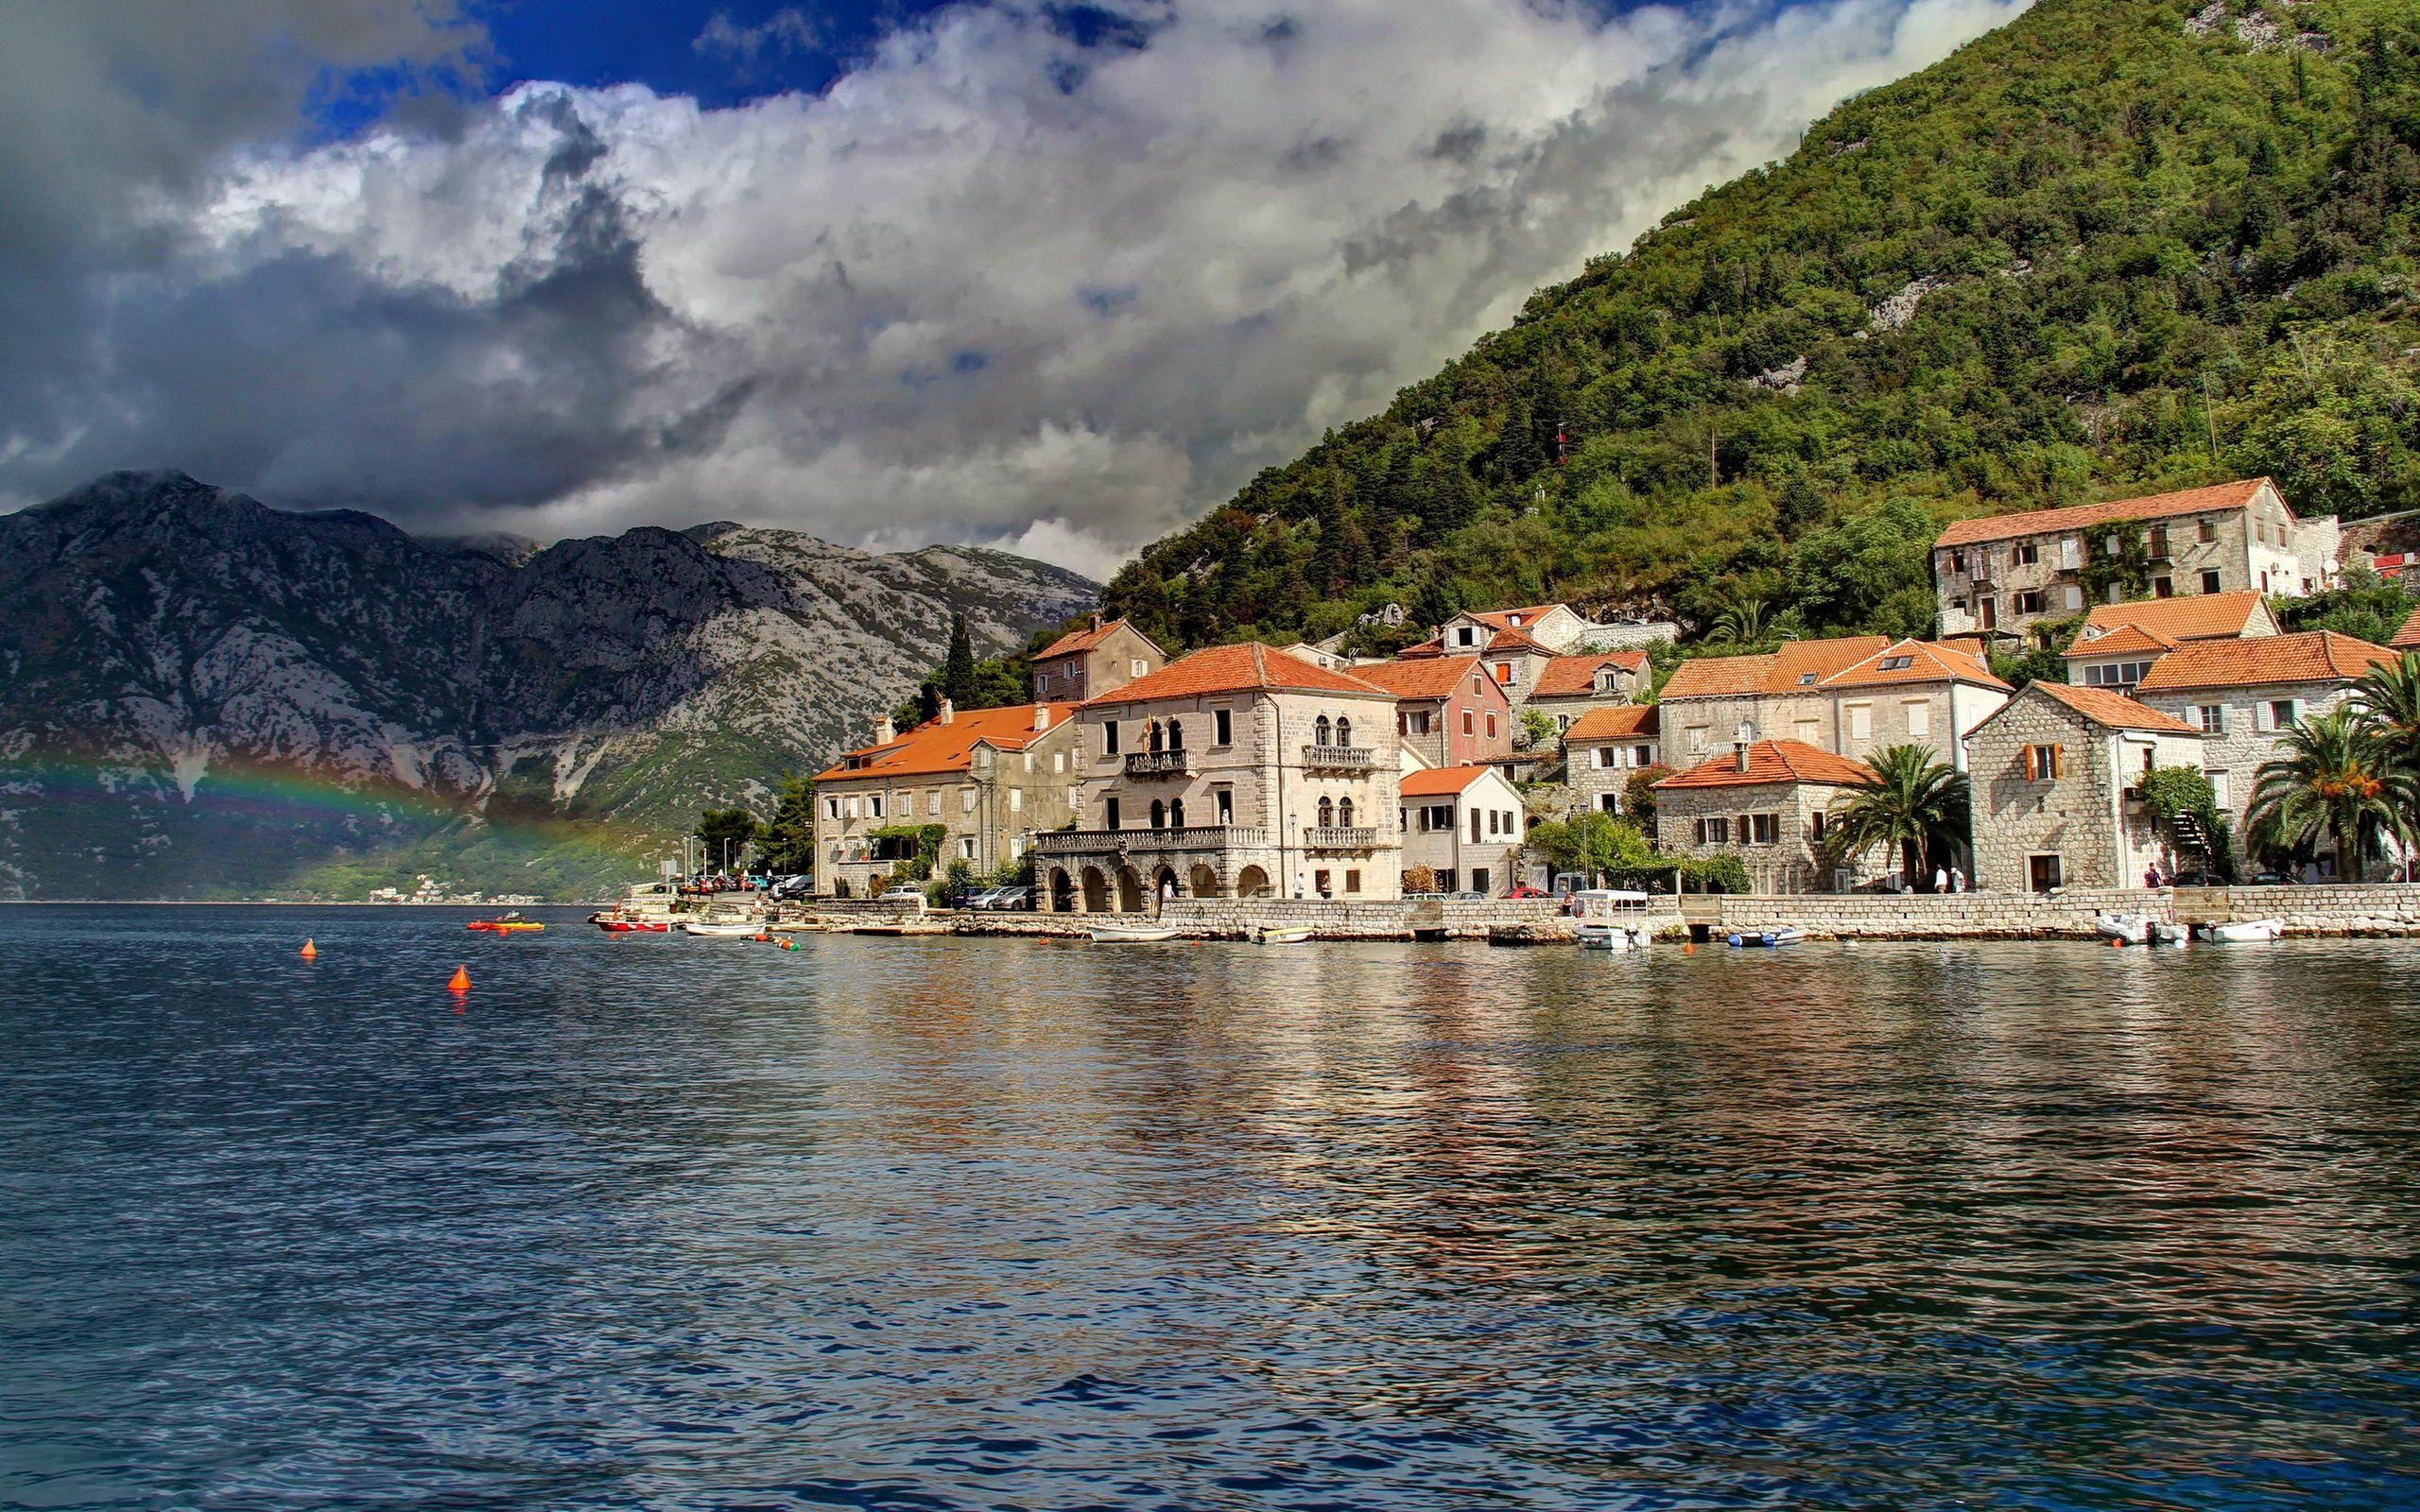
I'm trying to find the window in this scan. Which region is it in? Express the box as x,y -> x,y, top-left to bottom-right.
1635,745 -> 1655,766
1435,868 -> 1456,893
2085,662 -> 2152,689
1905,701 -> 1931,738
1493,662 -> 1513,684
1318,797 -> 1335,827
1797,672 -> 1819,686
2104,533 -> 2122,555
2029,854 -> 2063,893
1749,814 -> 1779,844
1595,667 -> 1621,694
1337,717 -> 1352,747
1469,809 -> 1481,843
1595,747 -> 1616,769
958,837 -> 977,861
1487,809 -> 1501,835
1696,816 -> 1731,844
929,790 -> 942,816
1879,654 -> 1915,671
1485,713 -> 1498,739
1214,708 -> 1233,746
1315,869 -> 1333,897
1106,797 -> 1121,831
2210,771 -> 2231,810
844,795 -> 859,818
2262,699 -> 2300,730
2199,517 -> 2218,543
1794,719 -> 1822,745
2200,570 -> 2222,594
1809,810 -> 1828,842
1412,711 -> 1434,734
1009,789 -> 1024,814
1344,869 -> 1361,894
1687,726 -> 1710,754
1848,705 -> 1873,741
870,795 -> 885,818
2152,576 -> 2174,598
825,797 -> 839,820
1215,788 -> 1233,824
955,788 -> 971,814
2060,537 -> 2082,571
1456,626 -> 1478,646
1470,868 -> 1489,894
1600,793 -> 1621,814
1948,550 -> 1967,575
1102,721 -> 1120,756
2147,525 -> 2169,558
2014,541 -> 2040,566
2014,591 -> 2045,615
1314,715 -> 1332,747
2022,744 -> 2064,781
1462,710 -> 1476,736
1167,719 -> 1184,749
2196,704 -> 2225,734
1338,798 -> 1353,828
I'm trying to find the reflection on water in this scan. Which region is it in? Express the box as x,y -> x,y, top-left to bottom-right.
3,907 -> 2418,1510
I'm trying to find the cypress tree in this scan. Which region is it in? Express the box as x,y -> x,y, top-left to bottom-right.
942,613 -> 978,708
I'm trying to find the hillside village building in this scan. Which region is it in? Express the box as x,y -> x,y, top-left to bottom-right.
1028,615 -> 1165,702
1404,605 -> 1663,713
1655,636 -> 2009,773
1931,478 -> 2339,642
1966,682 -> 2206,891
1651,739 -> 1886,895
813,701 -> 1082,897
1398,765 -> 1529,896
1523,651 -> 1653,728
1561,705 -> 1662,817
1350,655 -> 1515,766
1033,644 -> 1405,911
2061,592 -> 2280,691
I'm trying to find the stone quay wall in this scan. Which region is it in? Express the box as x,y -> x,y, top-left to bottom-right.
1705,884 -> 2420,939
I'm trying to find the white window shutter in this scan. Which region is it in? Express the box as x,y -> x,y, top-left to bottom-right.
2254,702 -> 2273,733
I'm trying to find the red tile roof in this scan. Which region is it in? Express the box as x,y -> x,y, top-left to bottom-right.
2133,631 -> 2397,693
2028,681 -> 2204,735
1035,616 -> 1136,662
1465,604 -> 1567,630
2394,606 -> 2420,651
2077,590 -> 2273,644
817,702 -> 1080,782
1658,637 -> 1893,699
1084,642 -> 1390,706
1530,651 -> 1651,698
1562,704 -> 1660,743
1400,765 -> 1499,798
1823,638 -> 2010,690
2061,623 -> 2178,660
1653,739 -> 1877,790
1484,627 -> 1554,655
1934,478 -> 2278,550
1353,654 -> 1491,700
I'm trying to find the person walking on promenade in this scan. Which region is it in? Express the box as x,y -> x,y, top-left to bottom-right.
1949,865 -> 1965,894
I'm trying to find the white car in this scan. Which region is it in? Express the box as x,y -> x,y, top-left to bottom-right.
877,885 -> 928,905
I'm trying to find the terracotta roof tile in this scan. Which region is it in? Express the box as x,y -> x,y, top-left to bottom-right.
2077,591 -> 2273,644
2394,606 -> 2420,651
817,702 -> 1080,782
2133,631 -> 2397,693
2061,623 -> 2178,659
2028,681 -> 2204,735
1934,478 -> 2277,550
1084,642 -> 1391,706
1562,705 -> 1660,743
1820,638 -> 2011,690
1354,654 -> 1490,699
1658,637 -> 1892,699
1653,739 -> 1878,791
1400,765 -> 1498,798
1530,651 -> 1650,697
1485,627 -> 1554,655
1034,616 -> 1134,661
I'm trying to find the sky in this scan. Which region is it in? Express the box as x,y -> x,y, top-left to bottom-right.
0,0 -> 2032,581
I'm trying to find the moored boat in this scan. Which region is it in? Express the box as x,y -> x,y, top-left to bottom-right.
2148,919 -> 2190,946
1726,926 -> 1804,948
2095,913 -> 2150,945
589,911 -> 669,933
467,913 -> 544,934
2201,917 -> 2284,943
1576,922 -> 1648,951
1574,890 -> 1652,952
1090,922 -> 1180,942
1252,925 -> 1312,945
682,911 -> 763,936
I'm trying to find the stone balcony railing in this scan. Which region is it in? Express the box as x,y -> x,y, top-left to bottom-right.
1304,826 -> 1381,850
1032,826 -> 1270,854
1123,748 -> 1193,779
1300,744 -> 1375,774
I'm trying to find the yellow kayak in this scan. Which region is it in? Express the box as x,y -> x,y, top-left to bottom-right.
466,919 -> 546,934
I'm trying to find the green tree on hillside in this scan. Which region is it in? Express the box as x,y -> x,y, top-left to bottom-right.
754,774 -> 817,876
695,806 -> 761,872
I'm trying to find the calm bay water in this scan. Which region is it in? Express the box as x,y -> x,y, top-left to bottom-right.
3,906 -> 2418,1510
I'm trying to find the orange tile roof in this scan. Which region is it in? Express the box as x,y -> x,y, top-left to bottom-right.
2027,681 -> 2204,735
1562,704 -> 1660,743
1934,478 -> 2277,550
2077,591 -> 2272,644
2134,631 -> 2397,693
1530,651 -> 1651,697
1465,604 -> 1566,630
817,702 -> 1080,782
1400,765 -> 1499,798
1653,739 -> 1877,790
1484,627 -> 1554,655
1658,637 -> 1893,699
2394,606 -> 2420,651
1084,642 -> 1390,706
1822,638 -> 2010,691
1034,616 -> 1134,662
2061,623 -> 2178,660
1353,654 -> 1491,699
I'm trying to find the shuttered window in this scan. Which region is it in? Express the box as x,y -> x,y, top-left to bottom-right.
2022,744 -> 2064,782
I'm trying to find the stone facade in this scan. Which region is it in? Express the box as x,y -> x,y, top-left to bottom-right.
2134,679 -> 2354,847
1028,616 -> 1165,703
1654,776 -> 1885,894
1399,766 -> 1530,895
1564,714 -> 1663,818
1967,685 -> 2205,891
1655,640 -> 2007,775
814,705 -> 1084,898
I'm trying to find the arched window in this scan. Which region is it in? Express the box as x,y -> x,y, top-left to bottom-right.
1148,720 -> 1164,753
1336,716 -> 1353,747
1167,719 -> 1184,749
1314,715 -> 1332,747
1339,797 -> 1355,828
1150,799 -> 1166,829
1170,798 -> 1186,829
1318,796 -> 1335,827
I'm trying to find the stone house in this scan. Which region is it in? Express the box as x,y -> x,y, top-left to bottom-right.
1524,651 -> 1654,730
1028,614 -> 1166,703
1562,705 -> 1661,817
1411,601 -> 1681,659
813,701 -> 1083,897
1398,765 -> 1529,896
2061,591 -> 2280,692
2132,630 -> 2399,870
1034,644 -> 1405,911
1352,655 -> 1515,766
1651,739 -> 1887,895
1932,477 -> 2339,642
2394,605 -> 2420,652
1657,636 -> 2008,773
1965,682 -> 2206,892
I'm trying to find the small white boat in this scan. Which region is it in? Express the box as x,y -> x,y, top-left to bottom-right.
683,918 -> 763,937
2095,913 -> 2150,945
1574,891 -> 1652,951
2202,918 -> 2284,943
1252,925 -> 1313,945
1727,926 -> 1805,948
1577,922 -> 1648,951
1089,922 -> 1180,943
2148,919 -> 2190,946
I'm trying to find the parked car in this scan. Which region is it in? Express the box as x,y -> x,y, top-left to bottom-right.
772,874 -> 813,900
986,885 -> 1033,912
1503,885 -> 1547,899
1450,889 -> 1487,901
877,885 -> 927,904
2246,869 -> 2297,886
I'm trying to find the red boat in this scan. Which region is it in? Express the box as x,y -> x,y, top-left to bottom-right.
589,913 -> 669,934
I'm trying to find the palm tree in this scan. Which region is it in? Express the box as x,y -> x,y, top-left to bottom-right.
2245,706 -> 2414,882
1710,597 -> 1771,650
2355,651 -> 2420,769
1824,744 -> 1970,890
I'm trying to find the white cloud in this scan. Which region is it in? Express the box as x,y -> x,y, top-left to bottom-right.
0,0 -> 2034,577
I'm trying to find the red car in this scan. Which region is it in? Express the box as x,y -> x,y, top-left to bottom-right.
1502,885 -> 1547,899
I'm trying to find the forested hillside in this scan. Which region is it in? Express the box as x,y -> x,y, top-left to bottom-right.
1101,0 -> 2420,655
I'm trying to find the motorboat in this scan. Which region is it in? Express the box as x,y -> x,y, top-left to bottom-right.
1252,925 -> 1313,945
466,913 -> 544,934
2095,913 -> 2150,945
2148,919 -> 2190,946
588,911 -> 669,934
1577,921 -> 1649,951
1574,890 -> 1652,951
683,914 -> 763,937
1089,922 -> 1180,942
2201,918 -> 2285,943
1726,926 -> 1805,948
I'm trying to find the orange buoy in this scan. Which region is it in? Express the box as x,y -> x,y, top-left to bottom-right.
447,965 -> 472,991
1684,940 -> 1696,954
299,937 -> 318,959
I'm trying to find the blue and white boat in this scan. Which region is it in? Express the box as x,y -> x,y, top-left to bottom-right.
1727,926 -> 1805,948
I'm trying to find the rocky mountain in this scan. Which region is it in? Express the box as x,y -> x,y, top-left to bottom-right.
0,471 -> 1095,899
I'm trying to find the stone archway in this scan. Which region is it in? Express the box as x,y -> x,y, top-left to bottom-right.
1153,864 -> 1179,900
1049,868 -> 1075,913
1080,866 -> 1110,914
1116,866 -> 1146,913
1188,864 -> 1220,899
1236,865 -> 1270,900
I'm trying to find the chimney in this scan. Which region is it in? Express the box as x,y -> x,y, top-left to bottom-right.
1733,720 -> 1755,773
1089,610 -> 1103,632
1033,705 -> 1050,732
1734,741 -> 1752,774
873,714 -> 896,745
939,698 -> 955,726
